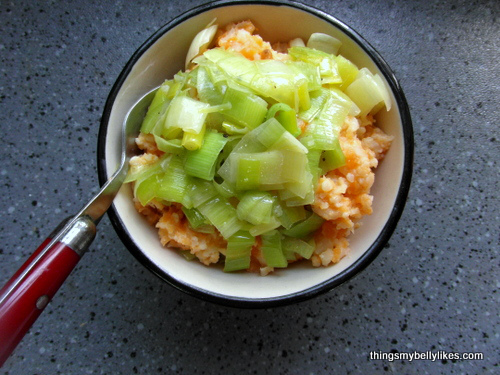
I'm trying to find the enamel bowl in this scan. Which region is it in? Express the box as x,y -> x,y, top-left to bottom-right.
97,0 -> 413,308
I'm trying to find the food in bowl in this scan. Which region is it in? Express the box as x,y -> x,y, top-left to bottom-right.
125,20 -> 393,276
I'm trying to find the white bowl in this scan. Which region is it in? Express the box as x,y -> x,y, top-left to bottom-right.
97,0 -> 413,308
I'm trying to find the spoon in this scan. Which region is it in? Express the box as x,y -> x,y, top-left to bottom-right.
0,87 -> 158,366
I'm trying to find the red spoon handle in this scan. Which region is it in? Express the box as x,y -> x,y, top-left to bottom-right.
0,241 -> 80,365
0,216 -> 96,366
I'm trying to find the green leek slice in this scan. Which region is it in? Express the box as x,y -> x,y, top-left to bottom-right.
298,89 -> 329,123
373,73 -> 392,112
269,132 -> 309,155
184,131 -> 228,180
163,95 -> 210,136
261,230 -> 287,268
156,155 -> 193,208
221,85 -> 268,130
180,250 -> 196,261
280,150 -> 309,184
196,66 -> 225,105
219,149 -> 262,186
213,179 -> 236,198
204,48 -> 312,111
249,216 -> 281,237
299,88 -> 351,150
335,54 -> 359,91
237,191 -> 275,225
223,231 -> 255,272
240,151 -> 285,189
319,138 -> 346,173
282,236 -> 315,260
153,135 -> 184,154
182,124 -> 206,151
288,61 -> 322,92
252,59 -> 309,110
140,81 -> 172,134
281,212 -> 324,238
281,175 -> 314,205
197,196 -> 243,239
274,202 -> 307,230
182,206 -> 207,229
185,22 -> 218,69
289,46 -> 341,85
307,148 -> 323,183
203,48 -> 258,84
218,118 -> 310,192
284,191 -> 316,207
234,153 -> 264,190
134,174 -> 161,206
345,68 -> 391,116
189,179 -> 218,208
222,121 -> 248,135
306,33 -> 342,55
266,103 -> 300,137
254,118 -> 286,148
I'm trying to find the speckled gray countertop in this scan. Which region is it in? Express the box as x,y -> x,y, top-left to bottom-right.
1,0 -> 498,374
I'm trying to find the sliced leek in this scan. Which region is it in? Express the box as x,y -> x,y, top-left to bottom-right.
261,230 -> 287,268
129,24 -> 393,272
224,231 -> 255,272
307,33 -> 342,55
185,20 -> 218,69
345,68 -> 392,116
184,130 -> 228,180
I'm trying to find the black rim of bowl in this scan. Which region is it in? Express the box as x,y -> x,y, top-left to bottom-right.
97,0 -> 414,309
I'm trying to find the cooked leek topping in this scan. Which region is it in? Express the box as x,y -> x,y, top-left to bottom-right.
127,24 -> 392,272
265,103 -> 300,137
156,155 -> 193,209
224,231 -> 255,272
289,46 -> 342,85
345,68 -> 392,116
237,191 -> 275,225
185,20 -> 218,69
135,174 -> 161,207
282,236 -> 315,260
281,212 -> 325,238
182,206 -> 208,229
261,230 -> 287,268
306,32 -> 342,55
197,196 -> 243,239
140,82 -> 172,134
335,54 -> 359,91
184,130 -> 228,180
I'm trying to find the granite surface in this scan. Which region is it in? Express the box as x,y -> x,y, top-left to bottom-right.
0,0 -> 498,374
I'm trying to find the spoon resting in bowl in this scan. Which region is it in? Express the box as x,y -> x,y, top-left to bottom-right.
0,87 -> 157,366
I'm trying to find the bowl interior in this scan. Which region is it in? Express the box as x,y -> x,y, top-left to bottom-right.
101,2 -> 409,305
